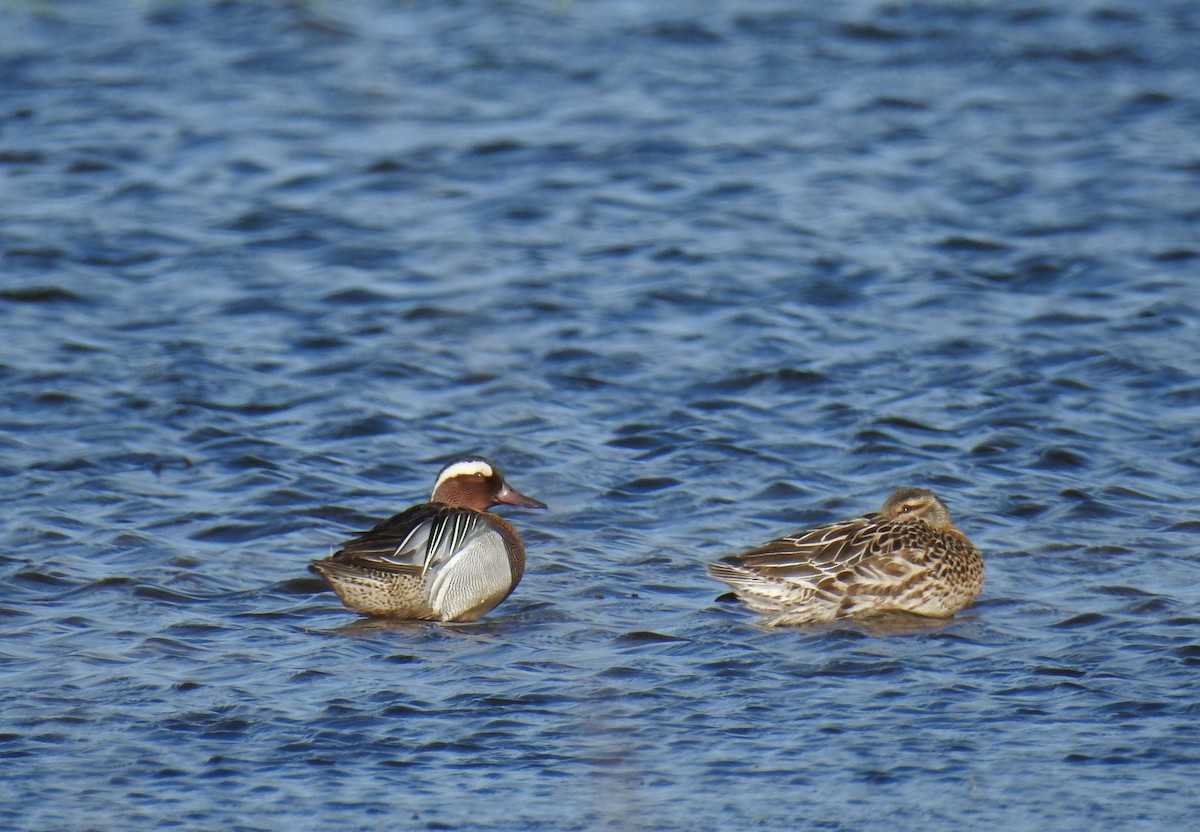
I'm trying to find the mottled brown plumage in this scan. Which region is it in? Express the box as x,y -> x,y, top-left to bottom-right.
707,487 -> 983,625
310,456 -> 546,621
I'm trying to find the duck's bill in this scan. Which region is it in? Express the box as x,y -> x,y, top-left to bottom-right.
495,481 -> 547,509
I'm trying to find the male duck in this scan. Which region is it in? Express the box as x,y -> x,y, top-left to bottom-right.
707,487 -> 983,626
310,455 -> 546,621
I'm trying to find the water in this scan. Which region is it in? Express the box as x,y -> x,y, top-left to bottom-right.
3,0 -> 1199,829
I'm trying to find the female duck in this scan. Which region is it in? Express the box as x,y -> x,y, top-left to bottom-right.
311,455 -> 546,621
707,487 -> 983,626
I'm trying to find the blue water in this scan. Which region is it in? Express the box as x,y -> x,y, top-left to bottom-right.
3,1 -> 1200,829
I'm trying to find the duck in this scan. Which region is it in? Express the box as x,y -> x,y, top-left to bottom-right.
706,487 -> 983,626
310,455 -> 546,621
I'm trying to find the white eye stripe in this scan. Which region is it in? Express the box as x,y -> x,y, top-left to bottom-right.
432,460 -> 494,495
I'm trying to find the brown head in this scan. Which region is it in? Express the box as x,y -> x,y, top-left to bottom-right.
879,487 -> 954,529
429,455 -> 547,512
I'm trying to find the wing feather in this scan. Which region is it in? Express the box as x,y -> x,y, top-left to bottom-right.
727,516 -> 882,573
330,503 -> 492,575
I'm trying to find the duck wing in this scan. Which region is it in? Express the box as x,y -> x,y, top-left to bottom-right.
331,503 -> 497,576
724,514 -> 892,578
712,515 -> 935,609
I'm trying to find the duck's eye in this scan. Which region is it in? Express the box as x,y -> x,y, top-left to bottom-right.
899,503 -> 918,514
474,472 -> 486,479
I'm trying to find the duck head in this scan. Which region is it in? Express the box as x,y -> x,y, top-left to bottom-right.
430,455 -> 547,512
880,487 -> 953,529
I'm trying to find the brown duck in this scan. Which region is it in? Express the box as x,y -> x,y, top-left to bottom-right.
707,487 -> 983,626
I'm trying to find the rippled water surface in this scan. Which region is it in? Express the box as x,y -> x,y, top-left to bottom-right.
3,1 -> 1200,829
